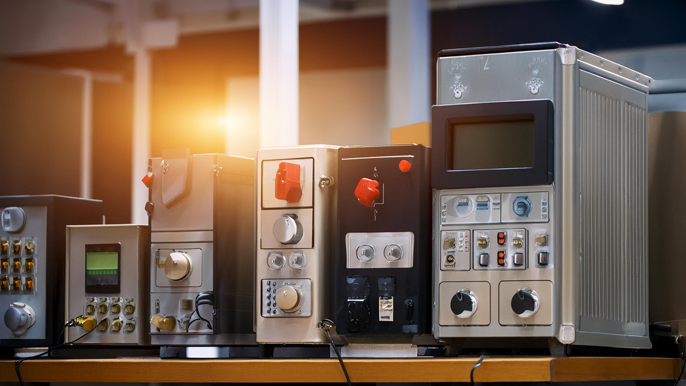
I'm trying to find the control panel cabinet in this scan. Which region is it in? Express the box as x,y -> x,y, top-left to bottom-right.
0,195 -> 103,350
256,145 -> 339,344
146,150 -> 255,345
334,145 -> 431,337
432,43 -> 652,349
65,225 -> 148,344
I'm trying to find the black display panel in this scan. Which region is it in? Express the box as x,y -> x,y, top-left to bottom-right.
432,100 -> 554,189
85,243 -> 120,294
451,115 -> 535,170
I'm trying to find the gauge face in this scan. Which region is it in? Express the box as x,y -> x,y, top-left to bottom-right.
455,196 -> 473,217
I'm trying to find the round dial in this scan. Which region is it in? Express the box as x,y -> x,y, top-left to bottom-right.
4,302 -> 36,337
512,196 -> 533,217
384,244 -> 403,261
356,245 -> 375,262
450,289 -> 478,318
273,214 -> 304,244
164,252 -> 192,281
275,285 -> 301,312
267,252 -> 285,269
288,252 -> 307,269
511,287 -> 540,318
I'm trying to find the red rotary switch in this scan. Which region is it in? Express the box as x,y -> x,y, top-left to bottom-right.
141,172 -> 154,187
275,162 -> 302,203
399,160 -> 412,173
354,178 -> 380,207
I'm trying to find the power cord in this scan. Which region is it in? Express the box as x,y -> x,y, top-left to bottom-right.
185,291 -> 214,333
470,353 -> 487,385
318,319 -> 351,386
14,316 -> 106,386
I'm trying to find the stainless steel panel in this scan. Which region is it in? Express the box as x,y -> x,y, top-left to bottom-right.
437,51 -> 556,105
577,73 -> 648,337
261,158 -> 314,208
260,208 -> 314,249
345,232 -> 414,269
65,225 -> 148,345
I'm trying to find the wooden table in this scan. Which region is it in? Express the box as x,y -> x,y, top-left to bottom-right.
0,356 -> 681,383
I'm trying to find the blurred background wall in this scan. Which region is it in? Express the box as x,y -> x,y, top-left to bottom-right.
1,0 -> 685,223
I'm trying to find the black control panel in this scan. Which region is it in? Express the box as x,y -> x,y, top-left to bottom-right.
335,145 -> 431,336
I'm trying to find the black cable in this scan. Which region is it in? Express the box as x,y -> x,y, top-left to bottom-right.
185,292 -> 214,333
470,354 -> 486,385
14,317 -> 105,386
318,319 -> 351,386
674,340 -> 685,386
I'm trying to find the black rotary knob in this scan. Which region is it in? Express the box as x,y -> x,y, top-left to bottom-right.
450,290 -> 477,318
511,288 -> 539,318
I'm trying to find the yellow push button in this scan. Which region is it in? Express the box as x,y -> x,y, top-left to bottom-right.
1,278 -> 8,291
12,241 -> 20,255
12,259 -> 21,273
24,277 -> 33,291
1,259 -> 8,272
24,259 -> 34,273
150,315 -> 176,331
12,278 -> 21,291
0,241 -> 8,255
24,241 -> 34,255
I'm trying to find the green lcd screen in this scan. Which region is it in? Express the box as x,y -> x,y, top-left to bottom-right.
85,244 -> 120,293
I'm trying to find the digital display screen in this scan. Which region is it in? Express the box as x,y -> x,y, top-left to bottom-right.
451,117 -> 535,170
85,244 -> 120,293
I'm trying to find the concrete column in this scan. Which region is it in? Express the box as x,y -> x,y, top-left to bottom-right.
387,0 -> 431,137
131,47 -> 151,224
80,73 -> 93,199
259,0 -> 299,147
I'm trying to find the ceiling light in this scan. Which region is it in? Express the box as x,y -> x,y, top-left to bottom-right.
591,0 -> 624,5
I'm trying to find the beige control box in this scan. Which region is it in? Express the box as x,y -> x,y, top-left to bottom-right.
256,145 -> 339,344
65,225 -> 148,345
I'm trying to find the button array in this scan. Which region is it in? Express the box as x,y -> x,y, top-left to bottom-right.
263,280 -> 279,316
0,236 -> 36,294
84,297 -> 137,333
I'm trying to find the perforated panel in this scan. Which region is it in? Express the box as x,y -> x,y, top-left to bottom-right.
578,76 -> 648,336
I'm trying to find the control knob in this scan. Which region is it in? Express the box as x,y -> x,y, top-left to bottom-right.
273,214 -> 303,245
275,285 -> 301,312
383,244 -> 403,261
354,178 -> 381,207
511,287 -> 540,318
275,162 -> 303,203
164,252 -> 192,281
450,289 -> 478,319
4,303 -> 36,336
512,196 -> 533,217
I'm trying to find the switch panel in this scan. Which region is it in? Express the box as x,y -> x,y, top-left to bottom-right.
346,232 -> 414,269
473,229 -> 527,270
441,194 -> 501,225
440,230 -> 470,270
261,279 -> 311,318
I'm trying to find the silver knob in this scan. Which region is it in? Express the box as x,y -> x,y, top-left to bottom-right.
383,244 -> 403,261
267,252 -> 285,269
288,252 -> 306,269
164,252 -> 192,281
4,302 -> 36,336
1,207 -> 26,233
273,214 -> 303,244
356,245 -> 375,262
511,287 -> 540,318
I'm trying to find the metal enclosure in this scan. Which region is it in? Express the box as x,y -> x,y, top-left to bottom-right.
147,150 -> 255,345
256,145 -> 338,344
334,145 -> 432,338
65,225 -> 148,344
0,195 -> 102,349
432,43 -> 652,348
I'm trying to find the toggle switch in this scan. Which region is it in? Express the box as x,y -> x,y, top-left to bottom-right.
12,240 -> 21,255
124,320 -> 136,333
97,318 -> 109,332
0,258 -> 7,273
111,317 -> 123,332
23,277 -> 33,292
124,300 -> 136,315
275,162 -> 302,203
0,240 -> 8,255
354,178 -> 380,207
12,259 -> 21,274
141,171 -> 155,187
1,277 -> 8,291
111,302 -> 122,314
12,277 -> 21,291
24,241 -> 34,255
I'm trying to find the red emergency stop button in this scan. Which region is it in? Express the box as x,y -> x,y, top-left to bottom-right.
275,162 -> 302,203
399,160 -> 412,173
354,178 -> 380,207
141,172 -> 154,187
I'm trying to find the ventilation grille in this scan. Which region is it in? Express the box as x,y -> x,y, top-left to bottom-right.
579,87 -> 647,331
